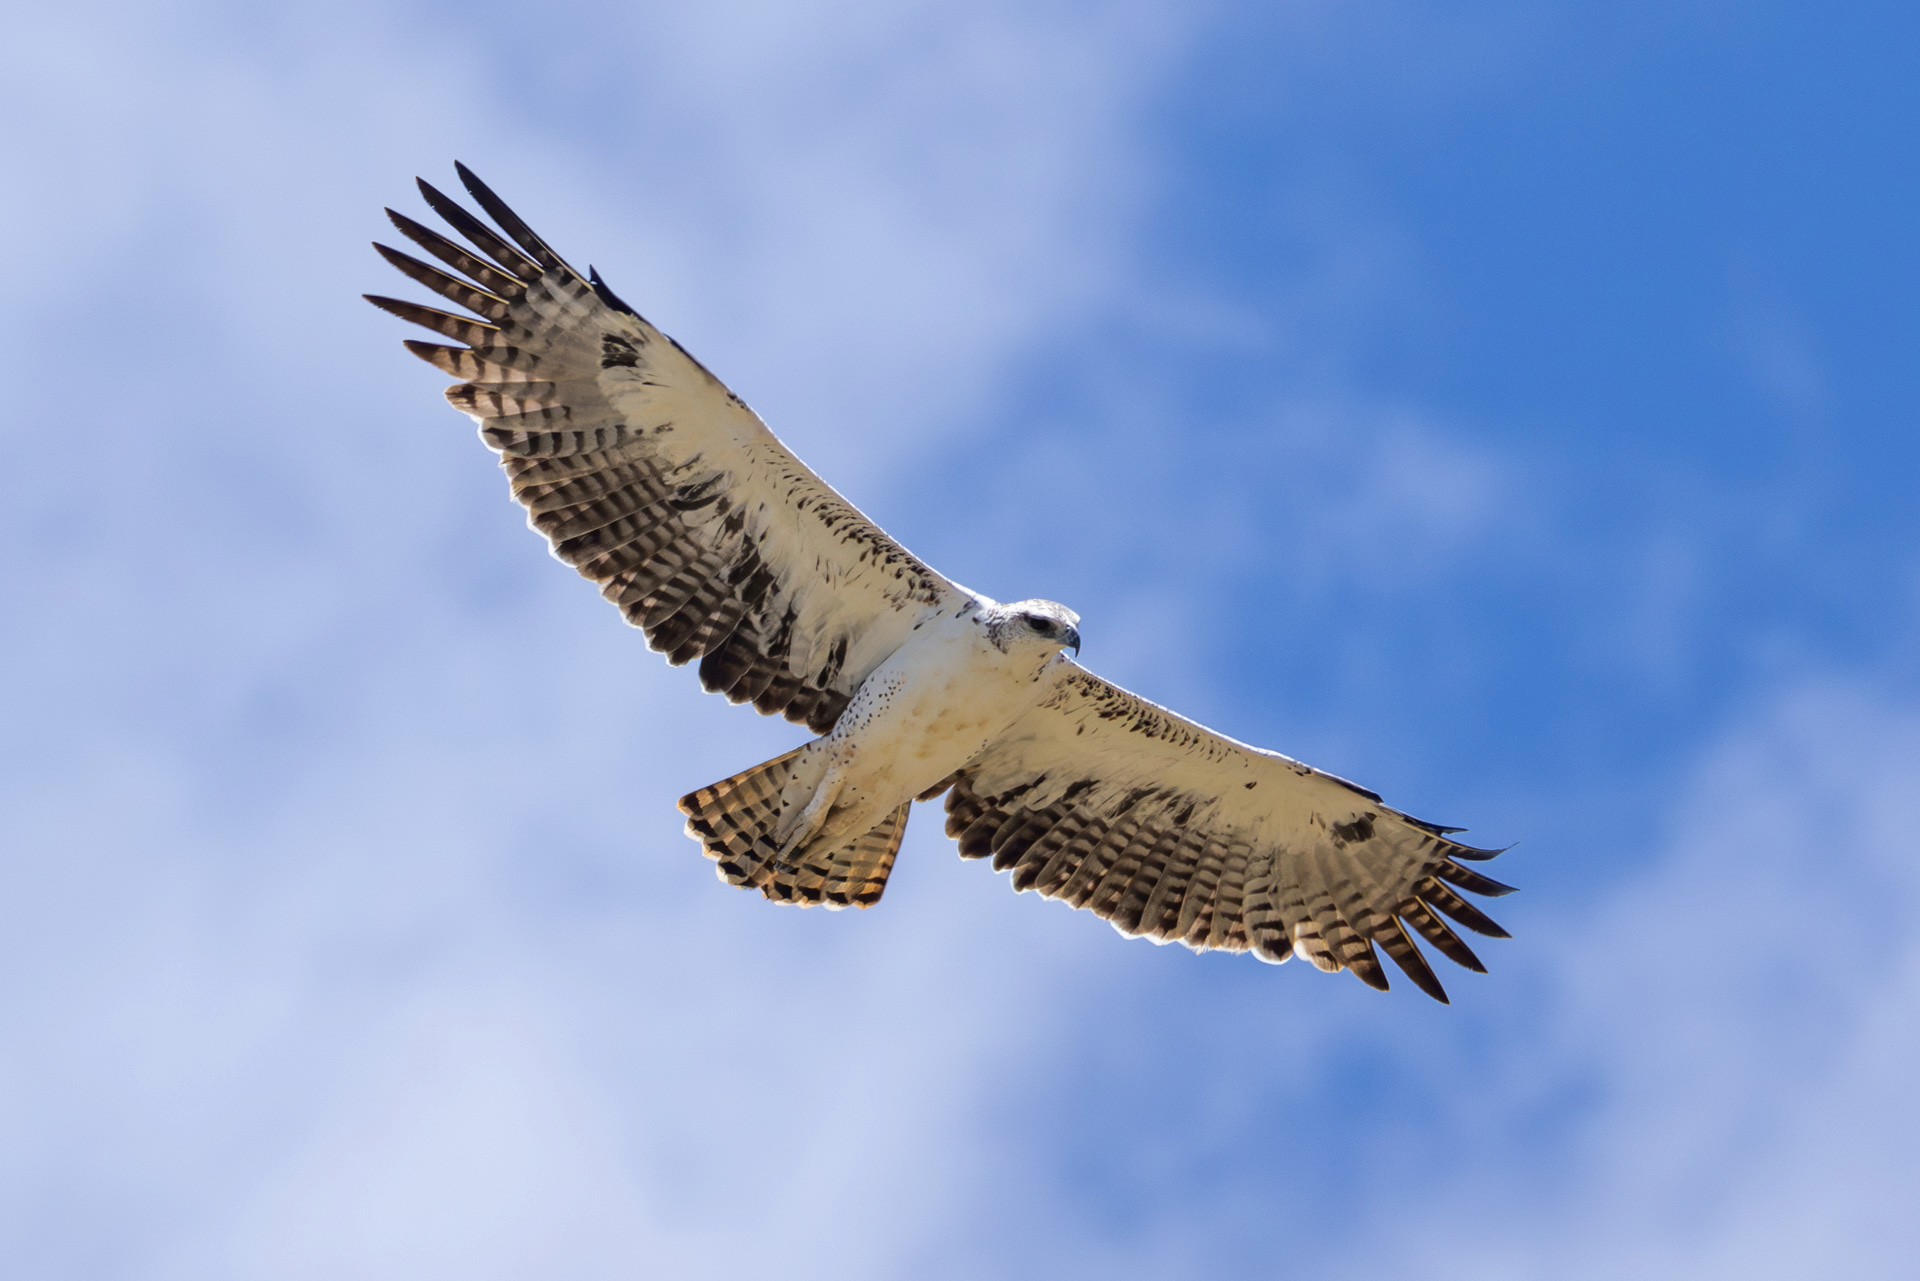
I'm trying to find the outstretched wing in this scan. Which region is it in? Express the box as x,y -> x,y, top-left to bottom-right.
367,164 -> 967,733
941,666 -> 1512,1001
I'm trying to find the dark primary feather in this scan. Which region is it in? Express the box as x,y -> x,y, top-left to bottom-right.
415,176 -> 544,281
385,208 -> 527,298
372,242 -> 512,321
454,161 -> 576,277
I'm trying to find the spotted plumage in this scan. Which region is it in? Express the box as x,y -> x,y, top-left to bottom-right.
370,164 -> 1513,1002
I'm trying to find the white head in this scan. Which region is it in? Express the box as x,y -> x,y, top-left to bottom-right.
986,599 -> 1082,665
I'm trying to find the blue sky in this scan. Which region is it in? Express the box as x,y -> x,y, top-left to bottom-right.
3,1 -> 1917,1276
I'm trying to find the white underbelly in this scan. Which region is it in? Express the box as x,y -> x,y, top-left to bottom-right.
809,628 -> 1049,834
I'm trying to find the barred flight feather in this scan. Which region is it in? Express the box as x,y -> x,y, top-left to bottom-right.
385,209 -> 528,298
365,295 -> 499,346
415,178 -> 544,281
1420,880 -> 1510,939
373,244 -> 514,321
405,340 -> 546,381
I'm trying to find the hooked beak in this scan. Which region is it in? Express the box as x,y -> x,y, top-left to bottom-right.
1063,625 -> 1081,656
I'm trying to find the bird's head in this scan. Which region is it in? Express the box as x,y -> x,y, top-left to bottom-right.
997,599 -> 1081,660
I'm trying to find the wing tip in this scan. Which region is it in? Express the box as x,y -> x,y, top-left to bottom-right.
589,265 -> 643,319
452,161 -> 575,277
1447,838 -> 1518,863
1437,859 -> 1519,899
1351,961 -> 1392,993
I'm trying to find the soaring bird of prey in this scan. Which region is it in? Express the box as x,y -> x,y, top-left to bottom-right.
367,164 -> 1513,1002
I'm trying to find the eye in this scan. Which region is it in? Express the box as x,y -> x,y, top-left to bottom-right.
1028,615 -> 1054,635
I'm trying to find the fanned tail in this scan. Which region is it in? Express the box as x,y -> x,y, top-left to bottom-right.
679,755 -> 911,909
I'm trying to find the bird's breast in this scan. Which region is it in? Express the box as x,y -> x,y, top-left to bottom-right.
829,626 -> 1047,803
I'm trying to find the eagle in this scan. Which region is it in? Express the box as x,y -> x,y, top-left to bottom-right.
367,164 -> 1513,1002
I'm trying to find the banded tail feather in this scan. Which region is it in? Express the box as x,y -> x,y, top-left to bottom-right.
680,752 -> 911,909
